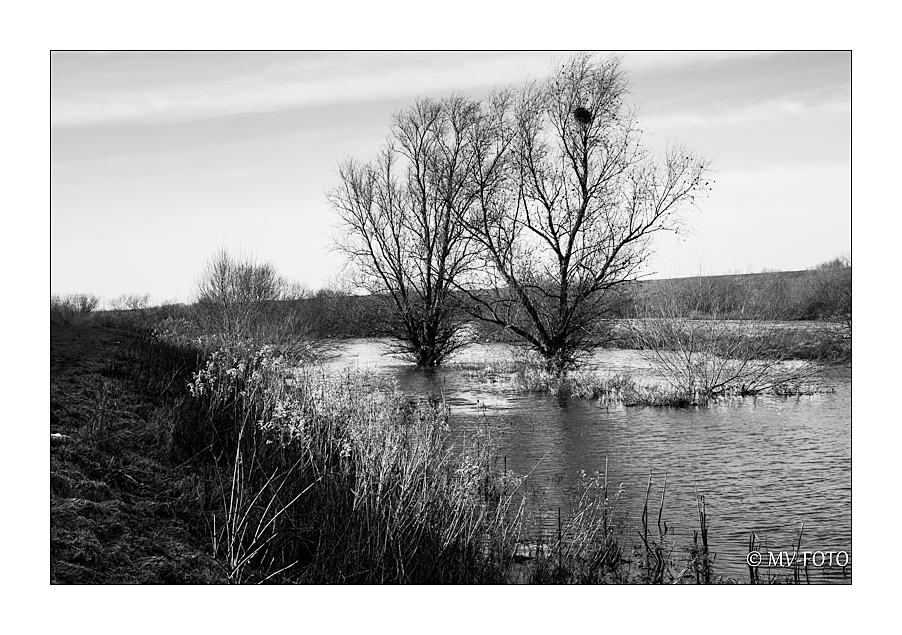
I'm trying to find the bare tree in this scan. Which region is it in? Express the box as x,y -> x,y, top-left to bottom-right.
461,53 -> 710,371
330,97 -> 486,367
195,248 -> 292,341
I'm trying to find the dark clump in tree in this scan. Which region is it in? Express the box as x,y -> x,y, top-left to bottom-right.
572,106 -> 593,124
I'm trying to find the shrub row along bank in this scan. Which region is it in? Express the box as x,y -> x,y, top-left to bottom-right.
55,253 -> 852,360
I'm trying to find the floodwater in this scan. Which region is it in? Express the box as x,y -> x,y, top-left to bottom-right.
324,338 -> 852,582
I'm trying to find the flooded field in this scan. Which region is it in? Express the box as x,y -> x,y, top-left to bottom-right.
325,338 -> 852,582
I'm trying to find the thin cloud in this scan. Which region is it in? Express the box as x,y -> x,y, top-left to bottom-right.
640,97 -> 851,130
716,164 -> 850,186
620,51 -> 775,73
51,51 -> 782,127
52,52 -> 557,127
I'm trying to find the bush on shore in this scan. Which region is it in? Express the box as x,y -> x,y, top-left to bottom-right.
51,294 -> 100,325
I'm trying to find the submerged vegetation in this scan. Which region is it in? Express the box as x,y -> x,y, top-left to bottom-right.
453,348 -> 830,407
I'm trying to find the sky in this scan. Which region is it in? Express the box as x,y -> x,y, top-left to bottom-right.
50,51 -> 851,304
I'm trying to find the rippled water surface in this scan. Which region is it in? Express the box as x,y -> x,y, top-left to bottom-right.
325,338 -> 852,581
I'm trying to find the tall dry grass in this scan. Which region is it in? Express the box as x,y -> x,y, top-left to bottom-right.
168,341 -> 527,582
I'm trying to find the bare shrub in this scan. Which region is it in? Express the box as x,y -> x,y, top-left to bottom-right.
110,293 -> 150,312
194,249 -> 308,345
628,284 -> 820,403
50,294 -> 100,325
810,255 -> 852,338
105,293 -> 152,327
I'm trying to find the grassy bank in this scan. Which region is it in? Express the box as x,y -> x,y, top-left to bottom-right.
50,323 -> 222,582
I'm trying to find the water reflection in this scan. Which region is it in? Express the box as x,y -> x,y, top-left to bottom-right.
324,338 -> 852,581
